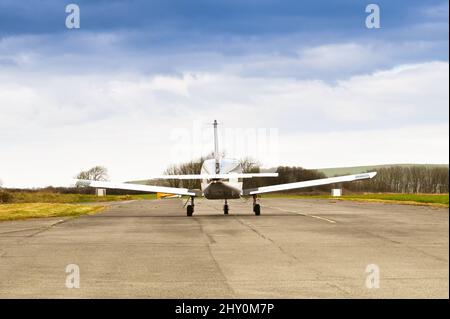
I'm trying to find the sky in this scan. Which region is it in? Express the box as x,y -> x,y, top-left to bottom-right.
0,0 -> 448,188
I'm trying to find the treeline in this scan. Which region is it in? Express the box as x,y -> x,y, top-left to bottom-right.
1,186 -> 147,198
163,155 -> 212,189
346,166 -> 449,194
2,163 -> 447,200
159,157 -> 329,192
153,158 -> 449,194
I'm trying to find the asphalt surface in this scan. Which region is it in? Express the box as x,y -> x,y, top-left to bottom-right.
0,198 -> 448,298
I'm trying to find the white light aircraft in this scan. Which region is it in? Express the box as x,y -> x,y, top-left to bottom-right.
79,120 -> 377,216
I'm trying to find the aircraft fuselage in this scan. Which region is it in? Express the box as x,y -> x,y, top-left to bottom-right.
200,158 -> 243,199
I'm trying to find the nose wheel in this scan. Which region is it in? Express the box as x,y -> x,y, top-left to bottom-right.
253,204 -> 260,215
252,195 -> 261,216
186,196 -> 194,216
223,199 -> 229,215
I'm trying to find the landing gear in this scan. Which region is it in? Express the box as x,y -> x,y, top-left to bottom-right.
187,205 -> 193,216
252,195 -> 261,216
223,199 -> 229,215
187,196 -> 195,216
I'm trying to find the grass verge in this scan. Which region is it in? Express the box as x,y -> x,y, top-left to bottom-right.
3,192 -> 156,204
0,203 -> 105,222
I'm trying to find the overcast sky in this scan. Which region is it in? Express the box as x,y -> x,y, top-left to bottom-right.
0,0 -> 448,188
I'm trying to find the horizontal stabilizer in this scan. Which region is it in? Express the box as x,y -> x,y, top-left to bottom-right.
145,173 -> 278,180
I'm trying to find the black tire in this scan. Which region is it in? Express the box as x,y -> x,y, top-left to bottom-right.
224,204 -> 229,215
253,204 -> 260,216
187,205 -> 194,217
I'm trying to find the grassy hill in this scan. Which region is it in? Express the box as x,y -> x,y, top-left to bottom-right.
314,164 -> 449,177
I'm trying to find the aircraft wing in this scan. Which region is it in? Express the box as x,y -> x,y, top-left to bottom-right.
77,180 -> 200,196
242,172 -> 377,195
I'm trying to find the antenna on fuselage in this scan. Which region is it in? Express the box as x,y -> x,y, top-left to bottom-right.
213,120 -> 220,174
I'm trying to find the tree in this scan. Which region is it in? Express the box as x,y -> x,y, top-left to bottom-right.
161,164 -> 177,187
239,157 -> 260,189
346,166 -> 449,194
75,166 -> 109,186
239,157 -> 260,173
0,179 -> 13,203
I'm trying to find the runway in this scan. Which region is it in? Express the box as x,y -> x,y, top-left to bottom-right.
0,198 -> 448,298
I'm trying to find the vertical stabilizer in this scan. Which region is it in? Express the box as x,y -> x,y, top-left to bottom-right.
213,120 -> 220,173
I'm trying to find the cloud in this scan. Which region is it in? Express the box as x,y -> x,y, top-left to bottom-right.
0,1 -> 447,187
1,31 -> 446,82
281,123 -> 449,169
422,2 -> 449,18
0,61 -> 447,187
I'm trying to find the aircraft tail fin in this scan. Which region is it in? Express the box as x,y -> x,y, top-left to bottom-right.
213,120 -> 220,174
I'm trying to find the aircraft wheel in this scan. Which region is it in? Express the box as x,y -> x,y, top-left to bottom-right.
224,204 -> 229,215
187,205 -> 194,217
253,204 -> 260,216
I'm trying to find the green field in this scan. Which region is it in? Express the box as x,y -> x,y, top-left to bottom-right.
0,203 -> 105,221
0,193 -> 158,222
2,192 -> 156,204
261,193 -> 449,206
338,193 -> 448,205
315,163 -> 449,177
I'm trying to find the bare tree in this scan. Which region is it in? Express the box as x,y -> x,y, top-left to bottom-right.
347,166 -> 449,194
163,164 -> 182,188
160,153 -> 217,189
75,166 -> 109,186
239,157 -> 260,173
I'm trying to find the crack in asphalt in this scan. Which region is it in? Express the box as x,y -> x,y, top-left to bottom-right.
193,216 -> 236,297
233,216 -> 299,262
0,219 -> 68,238
200,199 -> 330,281
263,205 -> 337,224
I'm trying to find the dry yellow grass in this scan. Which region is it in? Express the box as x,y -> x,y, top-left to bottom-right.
329,198 -> 449,208
0,203 -> 105,221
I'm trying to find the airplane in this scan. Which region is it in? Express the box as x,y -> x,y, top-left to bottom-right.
78,120 -> 377,216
